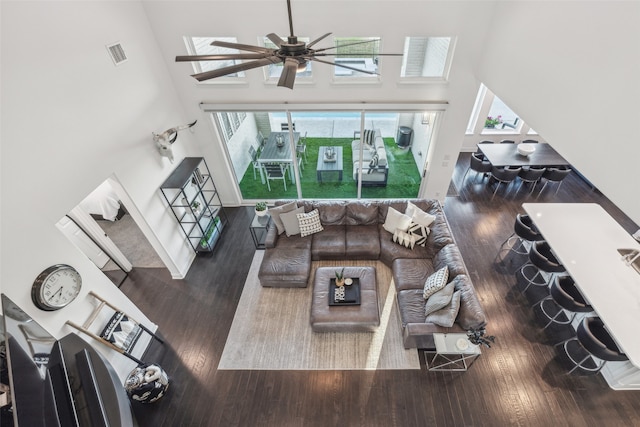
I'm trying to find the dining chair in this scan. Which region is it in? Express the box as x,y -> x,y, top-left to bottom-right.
489,166 -> 521,199
500,139 -> 516,144
521,139 -> 539,144
533,275 -> 593,330
281,122 -> 296,131
496,213 -> 544,265
462,152 -> 492,184
516,167 -> 546,194
555,316 -> 628,375
248,146 -> 261,180
475,140 -> 494,157
538,166 -> 572,196
519,240 -> 565,294
256,131 -> 266,148
262,163 -> 288,191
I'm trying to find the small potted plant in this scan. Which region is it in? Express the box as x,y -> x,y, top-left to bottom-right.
467,327 -> 495,348
255,201 -> 268,217
335,267 -> 345,287
484,115 -> 503,129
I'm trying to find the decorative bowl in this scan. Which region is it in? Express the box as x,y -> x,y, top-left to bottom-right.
344,278 -> 353,286
517,143 -> 536,157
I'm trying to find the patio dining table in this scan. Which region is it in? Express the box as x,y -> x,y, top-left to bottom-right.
478,143 -> 569,168
258,131 -> 300,184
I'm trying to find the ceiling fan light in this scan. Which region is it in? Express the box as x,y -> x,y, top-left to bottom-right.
296,61 -> 307,73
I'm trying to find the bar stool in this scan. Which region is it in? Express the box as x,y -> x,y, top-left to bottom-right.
496,214 -> 544,264
519,241 -> 565,294
533,276 -> 593,329
555,316 -> 628,374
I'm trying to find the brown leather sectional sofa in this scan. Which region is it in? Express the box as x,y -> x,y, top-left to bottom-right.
258,199 -> 487,348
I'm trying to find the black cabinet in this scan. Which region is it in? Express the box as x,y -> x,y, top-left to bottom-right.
160,157 -> 228,253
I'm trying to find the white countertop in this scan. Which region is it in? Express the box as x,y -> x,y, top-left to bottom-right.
522,203 -> 640,367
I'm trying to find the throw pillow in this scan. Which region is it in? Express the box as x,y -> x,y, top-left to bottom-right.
269,201 -> 298,235
297,209 -> 324,237
424,282 -> 455,316
280,206 -> 305,237
383,207 -> 412,234
392,229 -> 416,249
408,221 -> 429,247
363,129 -> 375,146
368,153 -> 379,173
426,290 -> 461,327
423,266 -> 449,299
405,201 -> 437,228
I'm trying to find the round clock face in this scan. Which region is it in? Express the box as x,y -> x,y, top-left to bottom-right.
31,264 -> 82,311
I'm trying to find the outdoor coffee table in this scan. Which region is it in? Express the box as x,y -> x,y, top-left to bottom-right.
316,146 -> 344,182
310,266 -> 379,332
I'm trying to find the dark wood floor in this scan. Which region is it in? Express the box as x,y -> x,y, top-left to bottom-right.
120,153 -> 640,427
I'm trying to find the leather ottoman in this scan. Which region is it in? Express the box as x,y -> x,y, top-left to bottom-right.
311,266 -> 380,332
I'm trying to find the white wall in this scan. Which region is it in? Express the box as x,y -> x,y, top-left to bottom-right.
0,0 -> 199,370
142,0 -> 495,201
477,1 -> 640,224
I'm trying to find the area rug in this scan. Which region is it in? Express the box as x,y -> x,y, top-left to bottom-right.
218,252 -> 420,370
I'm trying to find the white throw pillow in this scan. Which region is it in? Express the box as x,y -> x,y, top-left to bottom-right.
383,207 -> 412,234
405,201 -> 436,228
297,209 -> 324,237
423,266 -> 449,299
280,206 -> 305,237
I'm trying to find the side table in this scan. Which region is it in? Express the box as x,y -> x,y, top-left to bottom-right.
250,213 -> 271,249
424,333 -> 481,371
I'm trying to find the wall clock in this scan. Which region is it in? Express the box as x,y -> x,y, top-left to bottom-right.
31,264 -> 82,311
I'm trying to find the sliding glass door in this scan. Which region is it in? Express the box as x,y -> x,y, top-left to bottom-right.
214,108 -> 436,202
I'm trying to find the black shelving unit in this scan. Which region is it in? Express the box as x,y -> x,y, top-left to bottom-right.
160,157 -> 228,253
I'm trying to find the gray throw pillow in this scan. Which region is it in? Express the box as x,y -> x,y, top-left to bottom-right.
280,206 -> 305,237
424,282 -> 455,316
425,290 -> 461,327
269,201 -> 298,235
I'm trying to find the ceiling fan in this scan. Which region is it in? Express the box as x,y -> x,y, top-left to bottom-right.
176,0 -> 401,89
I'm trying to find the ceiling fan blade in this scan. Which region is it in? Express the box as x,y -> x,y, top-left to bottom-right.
277,58 -> 300,89
176,53 -> 271,62
309,57 -> 378,75
307,33 -> 332,48
313,39 -> 382,54
314,53 -> 403,57
210,40 -> 272,53
191,57 -> 282,81
266,33 -> 283,47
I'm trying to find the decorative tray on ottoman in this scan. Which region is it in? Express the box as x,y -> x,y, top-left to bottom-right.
329,278 -> 361,306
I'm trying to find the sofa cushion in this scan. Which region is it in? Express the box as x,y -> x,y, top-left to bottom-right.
313,201 -> 346,225
451,275 -> 487,330
345,224 -> 380,259
392,258 -> 435,291
383,207 -> 412,234
280,206 -> 305,237
397,289 -> 427,326
270,201 -> 298,235
311,225 -> 346,260
426,291 -> 461,327
258,246 -> 311,288
433,244 -> 468,279
423,266 -> 449,299
379,226 -> 431,266
424,281 -> 455,316
346,202 -> 378,226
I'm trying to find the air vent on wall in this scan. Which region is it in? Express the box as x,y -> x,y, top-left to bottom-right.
106,42 -> 127,66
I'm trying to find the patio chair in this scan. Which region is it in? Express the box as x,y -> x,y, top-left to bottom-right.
256,131 -> 266,147
296,131 -> 308,163
248,146 -> 261,180
281,122 -> 296,131
262,163 -> 288,191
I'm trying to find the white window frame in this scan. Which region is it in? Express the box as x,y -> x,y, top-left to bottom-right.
399,37 -> 455,83
331,37 -> 382,85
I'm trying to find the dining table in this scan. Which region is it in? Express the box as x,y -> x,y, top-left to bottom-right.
479,143 -> 569,167
258,131 -> 300,184
522,202 -> 640,390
